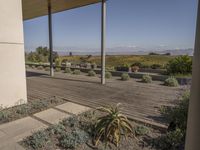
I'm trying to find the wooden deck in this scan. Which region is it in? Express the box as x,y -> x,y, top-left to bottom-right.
26,69 -> 187,128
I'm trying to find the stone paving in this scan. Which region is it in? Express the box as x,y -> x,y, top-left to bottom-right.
0,102 -> 90,150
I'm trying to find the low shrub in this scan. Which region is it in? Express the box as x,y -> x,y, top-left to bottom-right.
73,69 -> 81,75
121,73 -> 130,81
164,77 -> 179,87
44,67 -> 50,71
23,131 -> 50,149
0,111 -> 10,122
59,129 -> 89,149
105,72 -> 112,79
151,64 -> 162,69
49,124 -> 66,135
142,74 -> 152,83
88,70 -> 96,76
37,66 -> 44,70
166,55 -> 192,75
64,68 -> 71,73
155,92 -> 189,150
15,105 -> 30,115
55,67 -> 61,72
31,101 -> 48,111
135,125 -> 149,136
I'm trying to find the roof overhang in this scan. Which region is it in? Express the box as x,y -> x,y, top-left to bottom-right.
22,0 -> 101,21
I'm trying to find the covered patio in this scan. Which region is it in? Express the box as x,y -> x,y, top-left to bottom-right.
0,0 -> 199,149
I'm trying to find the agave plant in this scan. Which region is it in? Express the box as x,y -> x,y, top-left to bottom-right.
94,103 -> 134,147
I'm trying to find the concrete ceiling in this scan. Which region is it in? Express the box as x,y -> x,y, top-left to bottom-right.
22,0 -> 101,20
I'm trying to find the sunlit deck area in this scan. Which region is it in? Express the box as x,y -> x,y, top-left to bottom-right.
27,69 -> 187,128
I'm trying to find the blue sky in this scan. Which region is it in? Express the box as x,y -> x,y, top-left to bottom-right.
23,0 -> 198,52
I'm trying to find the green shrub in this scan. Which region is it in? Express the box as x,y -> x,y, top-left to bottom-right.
164,77 -> 179,87
135,125 -> 149,136
151,64 -> 162,69
55,67 -> 61,72
31,101 -> 48,111
0,111 -> 10,122
156,93 -> 190,150
44,67 -> 50,71
37,66 -> 44,70
105,72 -> 112,79
94,104 -> 134,147
166,55 -> 192,75
59,129 -> 89,149
24,131 -> 50,149
121,73 -> 130,81
142,74 -> 152,83
64,68 -> 71,73
15,105 -> 30,115
88,70 -> 96,76
73,69 -> 81,75
49,124 -> 66,135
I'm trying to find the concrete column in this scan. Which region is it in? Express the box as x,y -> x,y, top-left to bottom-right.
101,0 -> 106,85
185,0 -> 200,149
0,0 -> 27,107
48,1 -> 54,77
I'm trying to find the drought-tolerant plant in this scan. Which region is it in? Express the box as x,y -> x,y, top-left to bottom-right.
23,131 -> 50,149
88,70 -> 96,76
94,103 -> 134,147
151,64 -> 162,69
142,74 -> 152,83
15,105 -> 30,115
49,124 -> 66,135
0,110 -> 10,122
55,67 -> 61,72
164,77 -> 179,87
73,69 -> 81,75
31,100 -> 48,111
135,125 -> 149,136
121,73 -> 130,81
166,55 -> 192,75
105,72 -> 112,79
44,67 -> 50,71
64,67 -> 71,73
37,66 -> 44,70
59,129 -> 89,149
156,92 -> 190,150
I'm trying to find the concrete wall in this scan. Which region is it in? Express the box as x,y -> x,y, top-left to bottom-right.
0,0 -> 27,107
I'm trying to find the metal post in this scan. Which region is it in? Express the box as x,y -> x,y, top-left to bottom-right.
48,1 -> 54,77
185,0 -> 200,149
101,0 -> 106,84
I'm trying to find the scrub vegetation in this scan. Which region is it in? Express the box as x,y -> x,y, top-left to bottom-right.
0,97 -> 65,124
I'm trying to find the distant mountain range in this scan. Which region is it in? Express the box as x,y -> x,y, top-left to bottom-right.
56,48 -> 194,56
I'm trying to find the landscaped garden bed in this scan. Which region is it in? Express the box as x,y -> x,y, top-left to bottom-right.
0,96 -> 66,125
20,108 -> 162,150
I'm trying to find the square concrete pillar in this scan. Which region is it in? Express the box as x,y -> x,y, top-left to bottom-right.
0,0 -> 27,107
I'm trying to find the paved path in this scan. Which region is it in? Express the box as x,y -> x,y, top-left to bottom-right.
0,102 -> 90,150
27,69 -> 188,128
